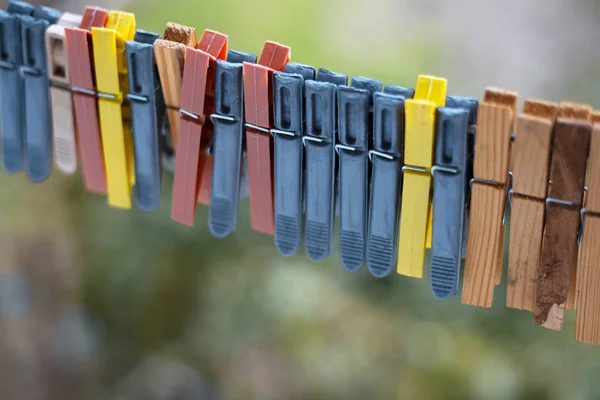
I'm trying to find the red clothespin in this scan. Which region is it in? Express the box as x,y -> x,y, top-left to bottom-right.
64,7 -> 109,194
243,42 -> 290,235
171,30 -> 227,226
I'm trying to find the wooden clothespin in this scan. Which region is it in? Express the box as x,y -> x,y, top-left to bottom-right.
535,103 -> 592,330
575,111 -> 600,344
153,23 -> 197,149
462,88 -> 518,307
506,99 -> 558,310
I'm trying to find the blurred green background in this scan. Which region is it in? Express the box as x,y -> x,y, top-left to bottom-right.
2,0 -> 600,399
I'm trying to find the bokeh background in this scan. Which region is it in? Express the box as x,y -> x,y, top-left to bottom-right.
1,0 -> 600,399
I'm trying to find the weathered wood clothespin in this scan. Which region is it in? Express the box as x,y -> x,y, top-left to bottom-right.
506,100 -> 558,310
574,111 -> 600,344
462,88 -> 518,307
535,103 -> 592,330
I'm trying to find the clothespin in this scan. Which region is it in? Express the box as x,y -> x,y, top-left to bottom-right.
575,111 -> 600,344
125,30 -> 166,211
153,23 -> 197,149
535,103 -> 592,330
366,85 -> 410,277
0,1 -> 34,174
506,100 -> 558,310
243,42 -> 291,235
19,4 -> 62,182
272,63 -> 315,255
209,50 -> 257,237
194,33 -> 231,208
336,77 -> 382,271
429,96 -> 478,299
171,29 -> 228,226
461,88 -> 518,307
303,68 -> 347,261
397,75 -> 447,278
91,11 -> 136,209
45,13 -> 82,176
64,6 -> 109,194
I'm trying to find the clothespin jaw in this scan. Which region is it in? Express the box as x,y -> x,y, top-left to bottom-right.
153,23 -> 198,149
575,111 -> 600,344
429,96 -> 477,299
209,50 -> 257,238
366,87 -> 409,277
20,6 -> 62,183
46,13 -> 83,176
91,11 -> 136,209
243,41 -> 291,235
64,6 -> 109,194
303,68 -> 347,261
461,88 -> 518,308
397,75 -> 447,279
272,63 -> 315,255
535,102 -> 592,330
506,99 -> 558,311
171,29 -> 228,226
126,30 -> 166,211
0,3 -> 33,174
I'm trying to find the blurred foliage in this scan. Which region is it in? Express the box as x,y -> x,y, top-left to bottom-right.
2,0 -> 600,399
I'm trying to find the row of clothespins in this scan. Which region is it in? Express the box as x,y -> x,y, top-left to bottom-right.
2,1 -> 600,346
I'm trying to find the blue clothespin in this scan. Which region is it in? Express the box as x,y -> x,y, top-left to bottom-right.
209,50 -> 257,238
336,76 -> 382,271
366,86 -> 411,277
303,68 -> 347,261
0,1 -> 34,174
430,96 -> 477,299
272,63 -> 315,255
20,4 -> 62,182
126,30 -> 167,211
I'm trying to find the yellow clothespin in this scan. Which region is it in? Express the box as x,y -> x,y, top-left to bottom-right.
397,75 -> 447,278
91,11 -> 136,209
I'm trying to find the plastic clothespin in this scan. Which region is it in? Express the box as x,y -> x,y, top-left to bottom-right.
209,50 -> 257,237
243,42 -> 291,235
429,96 -> 477,299
534,103 -> 591,330
91,11 -> 136,209
336,76 -> 382,271
19,5 -> 62,182
575,111 -> 600,345
462,88 -> 518,308
505,100 -> 558,310
366,85 -> 410,277
303,68 -> 347,261
0,1 -> 34,174
171,29 -> 227,226
194,34 -> 232,208
64,7 -> 109,194
154,23 -> 197,149
126,30 -> 166,211
272,63 -> 315,255
46,12 -> 82,176
397,75 -> 447,278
